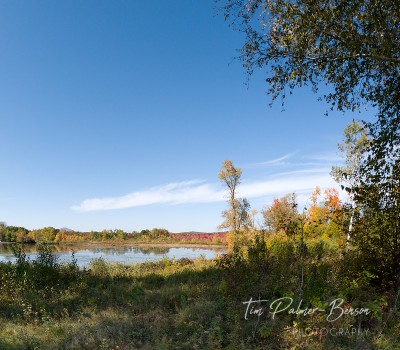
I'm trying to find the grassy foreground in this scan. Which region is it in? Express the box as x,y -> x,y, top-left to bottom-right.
0,240 -> 398,350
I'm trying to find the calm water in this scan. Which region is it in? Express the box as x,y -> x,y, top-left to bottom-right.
0,244 -> 225,268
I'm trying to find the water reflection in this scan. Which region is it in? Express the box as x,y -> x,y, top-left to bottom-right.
0,244 -> 225,268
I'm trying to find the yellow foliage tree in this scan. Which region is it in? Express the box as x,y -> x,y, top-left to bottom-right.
218,160 -> 251,252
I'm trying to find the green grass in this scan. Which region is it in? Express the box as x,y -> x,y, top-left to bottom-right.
0,242 -> 398,349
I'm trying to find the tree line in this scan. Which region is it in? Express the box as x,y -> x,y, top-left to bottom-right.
0,225 -> 170,244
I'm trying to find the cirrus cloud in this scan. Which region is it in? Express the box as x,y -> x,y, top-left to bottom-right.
71,169 -> 339,212
71,180 -> 224,212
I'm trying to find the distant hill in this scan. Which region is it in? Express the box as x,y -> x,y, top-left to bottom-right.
59,227 -> 73,232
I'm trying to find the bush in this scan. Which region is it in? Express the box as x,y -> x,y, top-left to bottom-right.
0,244 -> 83,320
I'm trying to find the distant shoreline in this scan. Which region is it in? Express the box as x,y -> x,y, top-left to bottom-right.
0,241 -> 226,249
58,241 -> 227,249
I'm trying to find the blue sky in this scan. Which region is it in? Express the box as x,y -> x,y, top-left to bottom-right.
0,1 -> 359,232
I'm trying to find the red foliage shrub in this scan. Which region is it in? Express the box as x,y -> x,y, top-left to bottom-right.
170,233 -> 227,243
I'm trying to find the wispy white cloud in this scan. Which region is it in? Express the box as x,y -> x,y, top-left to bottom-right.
71,180 -> 224,212
72,149 -> 346,212
269,167 -> 333,177
249,152 -> 298,167
306,152 -> 343,163
72,170 -> 339,212
239,173 -> 335,199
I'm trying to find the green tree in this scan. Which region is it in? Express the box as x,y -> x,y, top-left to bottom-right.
149,228 -> 170,239
29,227 -> 58,242
113,229 -> 127,240
331,120 -> 370,187
331,120 -> 370,241
352,139 -> 400,287
3,226 -> 29,242
329,117 -> 399,286
0,222 -> 6,242
218,0 -> 399,119
101,229 -> 111,240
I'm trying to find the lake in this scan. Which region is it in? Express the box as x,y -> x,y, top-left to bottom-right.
0,244 -> 226,268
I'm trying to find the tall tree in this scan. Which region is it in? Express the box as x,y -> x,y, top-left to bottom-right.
331,120 -> 370,241
353,136 -> 400,287
218,160 -> 248,251
219,160 -> 242,204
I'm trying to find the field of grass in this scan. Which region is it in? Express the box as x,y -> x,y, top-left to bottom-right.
0,240 -> 398,349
